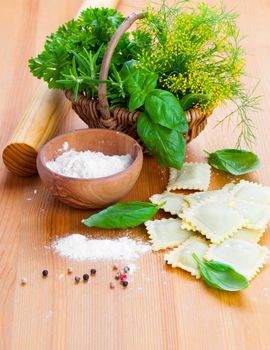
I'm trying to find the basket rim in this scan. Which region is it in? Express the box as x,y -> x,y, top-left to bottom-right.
65,90 -> 213,116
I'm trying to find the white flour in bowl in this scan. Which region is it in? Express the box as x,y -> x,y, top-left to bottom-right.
52,234 -> 151,261
46,150 -> 132,178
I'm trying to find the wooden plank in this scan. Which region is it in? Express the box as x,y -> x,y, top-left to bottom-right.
0,0 -> 270,349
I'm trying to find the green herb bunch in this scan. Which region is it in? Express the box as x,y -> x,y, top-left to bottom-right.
133,1 -> 260,147
28,2 -> 260,166
29,7 -> 132,102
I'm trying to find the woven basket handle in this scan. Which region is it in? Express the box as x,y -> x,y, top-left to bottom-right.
98,12 -> 145,119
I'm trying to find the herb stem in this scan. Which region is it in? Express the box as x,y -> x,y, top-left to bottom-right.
158,201 -> 167,209
192,253 -> 201,264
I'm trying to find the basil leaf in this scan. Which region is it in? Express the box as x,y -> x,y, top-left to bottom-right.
192,253 -> 249,292
137,111 -> 186,169
83,201 -> 162,229
125,70 -> 158,111
145,89 -> 188,131
119,60 -> 140,80
179,93 -> 211,111
205,149 -> 260,175
128,92 -> 146,111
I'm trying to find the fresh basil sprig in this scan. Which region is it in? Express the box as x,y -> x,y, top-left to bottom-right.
125,70 -> 158,111
122,66 -> 187,169
145,89 -> 187,131
192,253 -> 249,292
137,112 -> 186,168
205,149 -> 260,175
83,201 -> 164,229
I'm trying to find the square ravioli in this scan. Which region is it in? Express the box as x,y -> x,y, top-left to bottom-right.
149,191 -> 188,215
181,219 -> 197,232
205,238 -> 269,280
181,199 -> 245,243
185,188 -> 232,207
233,227 -> 264,243
230,199 -> 270,230
165,236 -> 209,278
167,162 -> 211,191
145,218 -> 193,251
231,180 -> 270,206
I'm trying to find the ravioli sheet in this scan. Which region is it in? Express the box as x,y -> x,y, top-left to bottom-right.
167,163 -> 211,191
205,238 -> 269,280
231,180 -> 270,206
233,227 -> 264,243
145,218 -> 193,251
165,236 -> 209,278
230,199 -> 270,230
185,188 -> 232,207
149,191 -> 188,215
181,199 -> 245,243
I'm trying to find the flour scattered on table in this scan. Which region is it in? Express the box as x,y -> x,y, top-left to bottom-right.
52,234 -> 151,261
263,287 -> 269,297
62,141 -> 69,151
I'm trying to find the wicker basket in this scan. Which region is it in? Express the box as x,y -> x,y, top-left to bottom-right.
65,12 -> 212,145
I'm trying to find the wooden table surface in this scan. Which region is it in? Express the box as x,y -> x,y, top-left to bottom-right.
1,0 -> 270,349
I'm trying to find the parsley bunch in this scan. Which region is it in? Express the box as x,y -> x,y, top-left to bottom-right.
29,7 -> 132,101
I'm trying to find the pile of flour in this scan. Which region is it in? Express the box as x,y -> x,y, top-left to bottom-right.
52,234 -> 151,261
46,150 -> 132,179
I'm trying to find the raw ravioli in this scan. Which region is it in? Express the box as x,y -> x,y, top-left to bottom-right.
165,236 -> 209,278
185,188 -> 232,207
181,219 -> 197,232
145,218 -> 193,251
230,199 -> 270,230
181,199 -> 245,243
222,182 -> 236,191
233,227 -> 264,243
167,163 -> 211,191
231,180 -> 270,206
149,191 -> 188,215
205,238 -> 269,280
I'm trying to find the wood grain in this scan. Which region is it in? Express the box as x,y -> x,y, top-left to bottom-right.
1,0 -> 270,349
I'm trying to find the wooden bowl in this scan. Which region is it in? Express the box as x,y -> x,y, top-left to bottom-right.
37,129 -> 143,209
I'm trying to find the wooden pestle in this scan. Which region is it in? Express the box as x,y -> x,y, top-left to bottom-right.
2,0 -> 120,176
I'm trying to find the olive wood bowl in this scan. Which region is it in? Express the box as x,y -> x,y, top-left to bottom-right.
37,129 -> 143,209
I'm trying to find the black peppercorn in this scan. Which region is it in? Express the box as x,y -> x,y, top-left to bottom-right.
90,269 -> 96,275
123,266 -> 130,273
42,269 -> 48,277
83,273 -> 89,281
122,280 -> 128,287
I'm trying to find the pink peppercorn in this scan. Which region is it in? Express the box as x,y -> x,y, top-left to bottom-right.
120,274 -> 127,281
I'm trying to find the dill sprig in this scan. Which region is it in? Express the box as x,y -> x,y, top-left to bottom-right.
133,1 -> 260,147
216,82 -> 261,149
